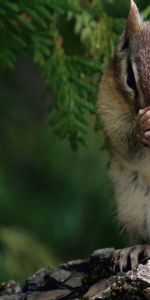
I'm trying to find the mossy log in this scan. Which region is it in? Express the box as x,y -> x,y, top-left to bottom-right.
1,248 -> 150,300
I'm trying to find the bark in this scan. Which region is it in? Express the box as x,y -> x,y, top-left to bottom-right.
1,248 -> 150,300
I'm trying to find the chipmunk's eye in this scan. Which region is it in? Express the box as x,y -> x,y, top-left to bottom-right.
121,39 -> 129,51
127,59 -> 138,97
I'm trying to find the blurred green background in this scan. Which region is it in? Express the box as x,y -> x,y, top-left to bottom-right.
0,0 -> 149,282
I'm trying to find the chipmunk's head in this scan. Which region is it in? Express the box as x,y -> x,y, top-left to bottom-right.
114,0 -> 150,111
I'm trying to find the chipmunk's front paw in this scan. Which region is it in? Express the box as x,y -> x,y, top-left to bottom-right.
137,107 -> 150,146
114,244 -> 150,272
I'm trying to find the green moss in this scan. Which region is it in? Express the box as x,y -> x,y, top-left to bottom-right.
81,262 -> 114,295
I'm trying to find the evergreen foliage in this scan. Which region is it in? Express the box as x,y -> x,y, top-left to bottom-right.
0,0 -> 125,150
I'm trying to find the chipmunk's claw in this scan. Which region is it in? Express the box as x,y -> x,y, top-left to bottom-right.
114,245 -> 150,273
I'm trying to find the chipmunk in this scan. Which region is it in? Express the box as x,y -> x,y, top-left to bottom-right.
97,0 -> 150,271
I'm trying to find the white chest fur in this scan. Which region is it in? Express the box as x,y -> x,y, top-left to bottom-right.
110,152 -> 150,243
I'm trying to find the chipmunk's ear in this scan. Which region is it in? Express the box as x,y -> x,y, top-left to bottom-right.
119,0 -> 142,51
126,0 -> 142,38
